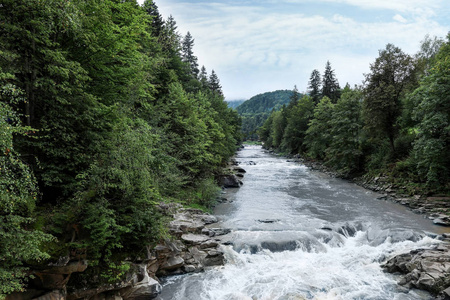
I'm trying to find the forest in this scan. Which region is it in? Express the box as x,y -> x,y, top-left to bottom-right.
237,90 -> 296,140
259,36 -> 450,195
0,0 -> 241,296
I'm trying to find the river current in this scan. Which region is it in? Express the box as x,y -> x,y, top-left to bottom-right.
157,145 -> 447,300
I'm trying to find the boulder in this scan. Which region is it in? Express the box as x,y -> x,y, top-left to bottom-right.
383,243 -> 450,295
218,174 -> 242,188
120,265 -> 162,300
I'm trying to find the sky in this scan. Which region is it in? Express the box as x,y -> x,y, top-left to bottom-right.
138,0 -> 450,100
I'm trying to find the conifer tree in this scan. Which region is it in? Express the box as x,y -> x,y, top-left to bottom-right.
182,31 -> 199,78
321,61 -> 341,103
209,70 -> 223,96
308,69 -> 322,105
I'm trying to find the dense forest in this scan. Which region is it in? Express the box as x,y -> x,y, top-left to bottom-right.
259,36 -> 450,194
226,99 -> 245,109
0,0 -> 241,296
236,90 -> 297,140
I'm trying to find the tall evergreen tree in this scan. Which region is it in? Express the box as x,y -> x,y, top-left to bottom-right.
143,0 -> 164,38
321,61 -> 341,103
308,69 -> 322,105
209,70 -> 223,96
199,65 -> 209,89
182,31 -> 199,78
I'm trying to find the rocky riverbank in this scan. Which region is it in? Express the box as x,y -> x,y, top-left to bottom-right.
383,237 -> 450,299
6,162 -> 245,300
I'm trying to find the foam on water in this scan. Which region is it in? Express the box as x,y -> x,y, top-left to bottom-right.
156,146 -> 442,300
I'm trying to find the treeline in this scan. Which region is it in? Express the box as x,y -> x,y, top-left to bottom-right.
237,90 -> 296,140
259,35 -> 450,193
0,0 -> 240,295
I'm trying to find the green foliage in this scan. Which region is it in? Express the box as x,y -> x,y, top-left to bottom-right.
305,97 -> 334,159
411,36 -> 450,188
238,90 -> 296,140
0,84 -> 54,297
0,0 -> 241,295
363,44 -> 415,155
281,95 -> 315,154
325,88 -> 364,174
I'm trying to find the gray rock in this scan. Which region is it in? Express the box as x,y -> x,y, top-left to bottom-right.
218,174 -> 242,188
121,265 -> 162,300
161,256 -> 184,271
181,233 -> 210,244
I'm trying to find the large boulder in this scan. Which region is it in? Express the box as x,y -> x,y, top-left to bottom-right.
218,174 -> 242,188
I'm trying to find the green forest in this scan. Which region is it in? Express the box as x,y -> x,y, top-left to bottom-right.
237,90 -> 297,140
0,0 -> 241,296
259,37 -> 450,194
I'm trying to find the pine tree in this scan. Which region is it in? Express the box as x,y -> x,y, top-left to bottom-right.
307,69 -> 322,105
321,61 -> 341,103
143,0 -> 164,38
199,65 -> 208,89
209,70 -> 223,96
182,31 -> 199,78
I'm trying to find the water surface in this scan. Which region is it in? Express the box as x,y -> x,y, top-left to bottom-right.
157,145 -> 444,300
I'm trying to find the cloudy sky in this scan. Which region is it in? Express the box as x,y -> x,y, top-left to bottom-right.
138,0 -> 449,100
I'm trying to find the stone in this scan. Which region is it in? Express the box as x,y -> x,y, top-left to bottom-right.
120,265 -> 162,300
233,167 -> 246,173
161,256 -> 184,271
33,290 -> 65,300
218,174 -> 242,188
181,234 -> 210,244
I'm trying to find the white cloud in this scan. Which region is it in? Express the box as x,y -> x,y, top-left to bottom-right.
393,14 -> 408,23
146,0 -> 448,99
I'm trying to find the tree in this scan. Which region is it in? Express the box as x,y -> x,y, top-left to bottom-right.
321,61 -> 340,103
288,85 -> 300,108
326,87 -> 364,174
304,96 -> 334,159
182,31 -> 199,78
208,70 -> 223,96
308,69 -> 322,105
281,95 -> 315,154
0,80 -> 53,296
363,44 -> 415,155
143,0 -> 165,38
199,66 -> 209,89
411,35 -> 450,187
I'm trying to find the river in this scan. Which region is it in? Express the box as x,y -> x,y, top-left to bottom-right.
157,145 -> 447,300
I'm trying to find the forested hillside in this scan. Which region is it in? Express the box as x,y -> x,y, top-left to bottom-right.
236,90 -> 297,140
0,0 -> 241,296
226,99 -> 246,109
259,37 -> 450,194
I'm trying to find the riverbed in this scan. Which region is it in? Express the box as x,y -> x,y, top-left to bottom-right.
156,145 -> 447,300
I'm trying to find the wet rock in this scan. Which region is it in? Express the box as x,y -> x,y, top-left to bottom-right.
383,243 -> 450,295
120,265 -> 162,300
218,174 -> 242,188
233,166 -> 246,173
161,256 -> 184,271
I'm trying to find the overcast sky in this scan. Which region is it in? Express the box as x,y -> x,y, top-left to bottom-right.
138,0 -> 449,100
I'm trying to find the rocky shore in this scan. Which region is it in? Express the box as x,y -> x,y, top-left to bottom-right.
6,164 -> 244,300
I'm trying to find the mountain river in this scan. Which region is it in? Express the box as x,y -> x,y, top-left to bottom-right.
156,145 -> 449,300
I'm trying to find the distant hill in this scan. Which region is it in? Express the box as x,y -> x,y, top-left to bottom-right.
236,90 -> 293,114
226,99 -> 246,109
236,90 -> 298,140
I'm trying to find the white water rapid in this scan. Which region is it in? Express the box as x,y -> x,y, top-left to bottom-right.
156,145 -> 448,300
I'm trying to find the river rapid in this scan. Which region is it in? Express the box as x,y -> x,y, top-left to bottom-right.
157,145 -> 448,300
